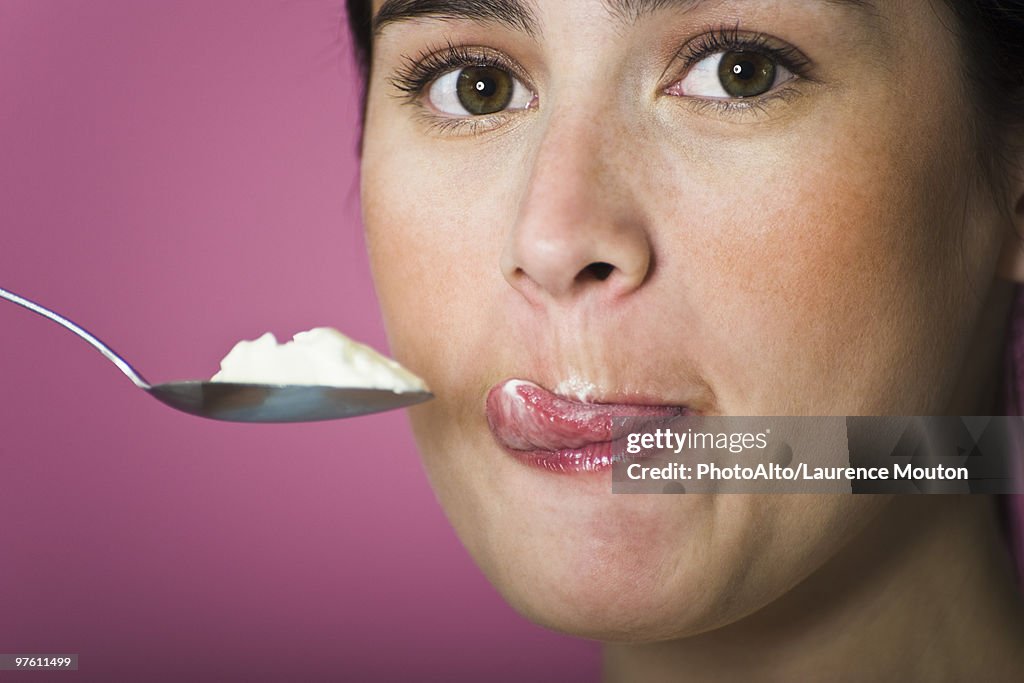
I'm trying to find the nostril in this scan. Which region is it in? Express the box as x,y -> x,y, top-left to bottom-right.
582,262 -> 615,282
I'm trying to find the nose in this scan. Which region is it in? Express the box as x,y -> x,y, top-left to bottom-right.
500,115 -> 653,305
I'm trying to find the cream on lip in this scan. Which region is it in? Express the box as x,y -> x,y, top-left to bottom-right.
210,327 -> 427,393
554,375 -> 599,403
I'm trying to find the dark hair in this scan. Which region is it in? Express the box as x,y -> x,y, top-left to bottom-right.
346,0 -> 373,85
938,1 -> 1024,194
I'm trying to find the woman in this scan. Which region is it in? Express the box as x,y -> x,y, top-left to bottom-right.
346,0 -> 1024,679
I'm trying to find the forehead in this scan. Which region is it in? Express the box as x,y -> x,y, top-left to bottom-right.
369,0 -> 882,32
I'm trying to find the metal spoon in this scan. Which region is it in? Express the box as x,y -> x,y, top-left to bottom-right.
0,287 -> 432,422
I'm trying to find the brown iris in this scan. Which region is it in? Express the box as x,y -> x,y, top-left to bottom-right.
717,51 -> 777,98
456,66 -> 514,115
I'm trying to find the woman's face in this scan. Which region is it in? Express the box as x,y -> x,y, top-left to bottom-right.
360,0 -> 1015,639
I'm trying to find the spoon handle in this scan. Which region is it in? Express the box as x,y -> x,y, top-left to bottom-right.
0,286 -> 150,389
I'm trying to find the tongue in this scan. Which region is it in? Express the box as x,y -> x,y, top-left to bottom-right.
486,379 -> 682,451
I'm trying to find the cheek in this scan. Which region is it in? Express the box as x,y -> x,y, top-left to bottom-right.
360,130 -> 520,482
644,105 -> 978,414
360,120 -> 530,402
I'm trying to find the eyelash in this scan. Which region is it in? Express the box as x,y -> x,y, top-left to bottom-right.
389,26 -> 813,129
669,25 -> 814,116
677,25 -> 812,81
390,41 -> 527,101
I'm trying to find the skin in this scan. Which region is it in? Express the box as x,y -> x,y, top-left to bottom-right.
359,0 -> 1024,677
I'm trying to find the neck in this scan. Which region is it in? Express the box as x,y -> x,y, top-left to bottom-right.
603,496 -> 1024,681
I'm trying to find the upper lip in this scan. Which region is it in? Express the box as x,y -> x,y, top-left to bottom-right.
486,378 -> 689,452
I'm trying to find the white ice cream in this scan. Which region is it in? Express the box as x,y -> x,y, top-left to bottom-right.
210,327 -> 427,393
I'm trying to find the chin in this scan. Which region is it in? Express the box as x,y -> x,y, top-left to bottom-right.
419,439 -> 737,641
477,523 -> 745,643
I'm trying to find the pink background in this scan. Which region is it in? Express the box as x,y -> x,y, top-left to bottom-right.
0,1 -> 599,680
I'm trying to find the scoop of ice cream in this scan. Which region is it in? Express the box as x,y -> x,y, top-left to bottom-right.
210,327 -> 427,393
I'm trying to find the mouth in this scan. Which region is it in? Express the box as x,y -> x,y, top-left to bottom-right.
485,379 -> 690,474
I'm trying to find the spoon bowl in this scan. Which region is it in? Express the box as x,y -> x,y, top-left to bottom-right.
1,286 -> 432,422
147,381 -> 431,422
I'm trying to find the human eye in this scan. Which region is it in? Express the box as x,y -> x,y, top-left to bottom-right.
390,42 -> 536,132
665,27 -> 812,111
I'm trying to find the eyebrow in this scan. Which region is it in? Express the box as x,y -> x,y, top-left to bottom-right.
374,0 -> 539,35
373,0 -> 878,35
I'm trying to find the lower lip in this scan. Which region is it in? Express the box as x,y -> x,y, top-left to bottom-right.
485,379 -> 686,474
